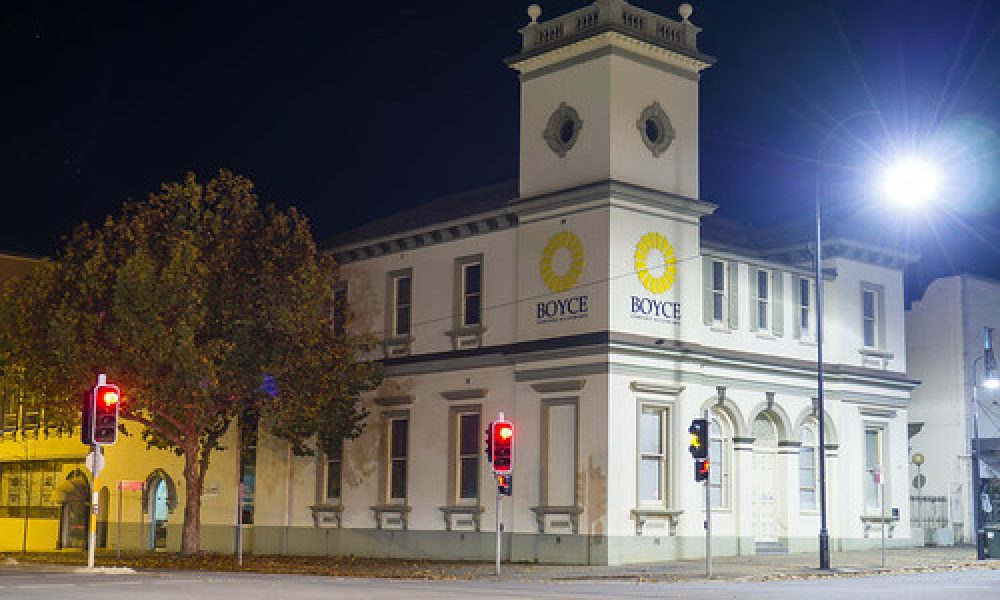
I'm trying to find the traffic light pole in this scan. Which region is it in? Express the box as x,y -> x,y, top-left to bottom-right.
495,476 -> 502,577
87,443 -> 102,569
704,408 -> 712,579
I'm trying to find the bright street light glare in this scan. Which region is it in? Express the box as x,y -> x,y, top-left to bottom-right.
881,157 -> 941,208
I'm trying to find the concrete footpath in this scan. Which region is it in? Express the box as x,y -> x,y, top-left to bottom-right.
1,545 -> 996,583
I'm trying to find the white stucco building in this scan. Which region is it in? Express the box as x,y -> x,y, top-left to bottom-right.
907,275 -> 1000,546
311,1 -> 917,564
0,0 -> 920,563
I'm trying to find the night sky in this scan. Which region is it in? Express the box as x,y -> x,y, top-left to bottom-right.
3,1 -> 998,302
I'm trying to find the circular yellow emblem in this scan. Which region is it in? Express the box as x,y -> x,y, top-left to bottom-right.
540,231 -> 585,293
634,232 -> 678,294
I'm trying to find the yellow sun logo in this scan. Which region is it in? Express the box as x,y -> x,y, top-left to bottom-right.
540,231 -> 585,293
634,232 -> 677,294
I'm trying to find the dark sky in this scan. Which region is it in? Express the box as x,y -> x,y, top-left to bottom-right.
3,1 -> 998,302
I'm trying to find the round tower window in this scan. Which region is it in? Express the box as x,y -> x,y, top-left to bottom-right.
543,103 -> 583,158
637,102 -> 676,157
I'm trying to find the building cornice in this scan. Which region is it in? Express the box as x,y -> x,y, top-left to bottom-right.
381,330 -> 918,393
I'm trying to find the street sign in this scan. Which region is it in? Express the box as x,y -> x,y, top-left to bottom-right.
118,480 -> 144,492
85,451 -> 105,476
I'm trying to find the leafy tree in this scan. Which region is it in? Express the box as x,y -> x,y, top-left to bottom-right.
0,171 -> 381,554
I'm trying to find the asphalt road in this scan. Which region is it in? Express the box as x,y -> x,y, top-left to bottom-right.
1,568 -> 999,599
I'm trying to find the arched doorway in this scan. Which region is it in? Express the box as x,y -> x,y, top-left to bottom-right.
141,469 -> 175,550
56,469 -> 90,550
752,412 -> 780,543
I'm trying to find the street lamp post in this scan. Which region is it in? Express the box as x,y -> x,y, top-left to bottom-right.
814,157 -> 830,570
971,326 -> 999,560
813,111 -> 941,570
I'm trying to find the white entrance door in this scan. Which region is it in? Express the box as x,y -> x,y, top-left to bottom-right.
752,414 -> 779,543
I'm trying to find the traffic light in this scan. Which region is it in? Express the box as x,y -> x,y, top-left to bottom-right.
91,383 -> 120,445
497,473 -> 512,496
688,418 -> 708,459
484,424 -> 493,461
491,420 -> 513,473
81,390 -> 94,445
695,459 -> 710,482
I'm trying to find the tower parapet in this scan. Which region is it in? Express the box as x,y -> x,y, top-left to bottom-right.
512,1 -> 713,64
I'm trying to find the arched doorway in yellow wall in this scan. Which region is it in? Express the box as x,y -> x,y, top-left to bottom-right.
55,469 -> 90,550
141,469 -> 176,550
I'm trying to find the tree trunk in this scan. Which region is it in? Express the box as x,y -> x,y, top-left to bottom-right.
180,444 -> 204,555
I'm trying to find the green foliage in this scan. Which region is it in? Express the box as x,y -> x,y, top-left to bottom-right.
0,170 -> 381,551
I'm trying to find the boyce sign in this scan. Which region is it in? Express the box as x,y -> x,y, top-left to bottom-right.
630,231 -> 681,325
537,231 -> 590,324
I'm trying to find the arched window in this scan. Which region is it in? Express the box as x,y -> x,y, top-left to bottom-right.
799,424 -> 818,511
709,416 -> 729,508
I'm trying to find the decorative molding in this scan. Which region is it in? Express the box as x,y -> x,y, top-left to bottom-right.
440,389 -> 488,401
530,380 -> 586,394
373,395 -> 414,407
629,381 -> 684,396
860,407 -> 898,419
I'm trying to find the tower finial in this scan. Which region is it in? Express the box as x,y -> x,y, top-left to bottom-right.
678,3 -> 693,22
528,4 -> 542,25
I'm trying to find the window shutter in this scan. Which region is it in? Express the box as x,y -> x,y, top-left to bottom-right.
877,287 -> 886,349
748,266 -> 758,330
793,277 -> 802,339
703,257 -> 713,326
772,271 -> 784,336
727,261 -> 739,329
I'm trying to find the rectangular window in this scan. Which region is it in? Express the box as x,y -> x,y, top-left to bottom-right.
325,439 -> 343,502
863,426 -> 883,511
1,391 -> 19,433
861,289 -> 878,348
389,416 -> 409,502
392,273 -> 412,338
543,401 -> 578,507
457,412 -> 480,501
799,278 -> 811,337
708,420 -> 726,508
712,260 -> 726,324
799,428 -> 817,511
757,270 -> 770,331
333,284 -> 348,337
462,262 -> 482,327
639,407 -> 667,504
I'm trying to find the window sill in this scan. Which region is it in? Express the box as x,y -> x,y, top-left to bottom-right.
630,507 -> 683,536
439,504 -> 485,532
530,505 -> 582,534
797,337 -> 817,347
755,331 -> 775,340
310,504 -> 343,528
709,324 -> 733,334
861,514 -> 899,538
383,335 -> 414,358
371,503 -> 411,530
444,325 -> 487,351
858,348 -> 894,369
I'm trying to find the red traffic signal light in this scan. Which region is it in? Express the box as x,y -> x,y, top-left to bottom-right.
688,418 -> 708,459
695,458 -> 710,482
91,383 -> 120,446
491,420 -> 513,473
